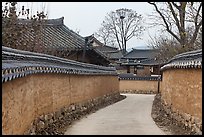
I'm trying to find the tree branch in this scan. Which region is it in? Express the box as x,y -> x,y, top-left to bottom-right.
168,2 -> 182,33
172,2 -> 180,10
190,19 -> 202,45
111,16 -> 122,50
148,2 -> 181,43
194,2 -> 202,25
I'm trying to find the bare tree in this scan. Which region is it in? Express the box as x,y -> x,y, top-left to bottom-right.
148,35 -> 182,62
148,24 -> 202,63
94,27 -> 116,47
148,2 -> 202,48
95,8 -> 145,54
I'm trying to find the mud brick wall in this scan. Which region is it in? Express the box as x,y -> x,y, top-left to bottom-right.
160,69 -> 202,133
119,80 -> 159,94
137,66 -> 151,76
2,73 -> 119,135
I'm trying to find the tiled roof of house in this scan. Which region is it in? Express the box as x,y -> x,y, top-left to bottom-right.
119,48 -> 162,66
86,35 -> 122,60
87,48 -> 110,63
94,46 -> 123,60
122,49 -> 158,59
94,45 -> 118,52
2,46 -> 117,83
107,50 -> 123,59
160,49 -> 202,71
37,17 -> 86,50
3,17 -> 111,65
121,58 -> 161,66
3,17 -> 87,51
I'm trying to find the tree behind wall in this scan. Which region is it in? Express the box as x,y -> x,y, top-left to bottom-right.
147,2 -> 202,62
148,26 -> 202,63
2,2 -> 47,53
95,8 -> 145,55
148,2 -> 202,49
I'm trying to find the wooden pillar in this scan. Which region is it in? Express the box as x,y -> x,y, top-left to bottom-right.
127,66 -> 130,73
134,66 -> 137,74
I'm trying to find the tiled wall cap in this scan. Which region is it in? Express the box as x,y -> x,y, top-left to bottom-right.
2,46 -> 117,83
160,49 -> 202,71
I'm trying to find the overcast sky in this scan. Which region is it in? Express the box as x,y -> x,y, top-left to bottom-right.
3,2 -> 164,50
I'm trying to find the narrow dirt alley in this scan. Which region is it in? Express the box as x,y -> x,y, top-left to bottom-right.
64,94 -> 165,135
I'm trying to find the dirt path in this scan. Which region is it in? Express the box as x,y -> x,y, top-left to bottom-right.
64,94 -> 165,135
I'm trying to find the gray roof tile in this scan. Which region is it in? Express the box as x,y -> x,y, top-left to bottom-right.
107,51 -> 123,59
4,17 -> 86,50
3,17 -> 111,65
94,45 -> 118,52
2,46 -> 117,83
118,73 -> 161,81
122,49 -> 158,59
94,46 -> 123,59
160,49 -> 202,70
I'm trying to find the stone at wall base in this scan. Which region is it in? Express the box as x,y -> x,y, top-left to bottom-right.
25,92 -> 126,135
160,96 -> 202,135
120,90 -> 157,94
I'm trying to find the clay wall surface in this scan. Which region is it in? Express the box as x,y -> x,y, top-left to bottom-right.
137,66 -> 151,76
160,69 -> 202,131
119,79 -> 158,94
2,73 -> 119,134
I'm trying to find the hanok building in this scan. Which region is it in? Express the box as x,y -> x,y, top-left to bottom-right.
119,48 -> 163,76
2,17 -> 110,66
87,35 -> 123,65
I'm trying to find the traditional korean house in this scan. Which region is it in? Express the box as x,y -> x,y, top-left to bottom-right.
2,17 -> 110,66
86,35 -> 123,64
119,48 -> 163,76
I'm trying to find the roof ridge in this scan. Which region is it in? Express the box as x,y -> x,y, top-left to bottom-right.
167,49 -> 202,63
45,17 -> 64,26
15,17 -> 64,26
62,25 -> 85,43
132,48 -> 156,51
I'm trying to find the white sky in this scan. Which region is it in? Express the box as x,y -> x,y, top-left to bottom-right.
3,2 -> 165,50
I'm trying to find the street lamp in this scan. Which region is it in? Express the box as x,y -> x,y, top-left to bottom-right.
120,15 -> 125,20
119,10 -> 126,55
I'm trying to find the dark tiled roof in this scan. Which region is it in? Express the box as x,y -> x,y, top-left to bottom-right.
3,17 -> 112,65
86,35 -> 122,60
119,48 -> 162,66
107,50 -> 123,59
94,45 -> 118,52
42,22 -> 85,50
137,58 -> 162,66
40,21 -> 110,64
160,49 -> 202,71
87,49 -> 111,63
120,58 -> 161,66
4,17 -> 86,51
118,73 -> 161,81
42,17 -> 85,50
2,46 -> 117,83
87,35 -> 118,51
94,46 -> 123,60
10,17 -> 85,50
122,49 -> 158,59
18,17 -> 64,26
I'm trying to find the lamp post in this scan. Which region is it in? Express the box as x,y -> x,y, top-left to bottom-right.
119,10 -> 126,55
